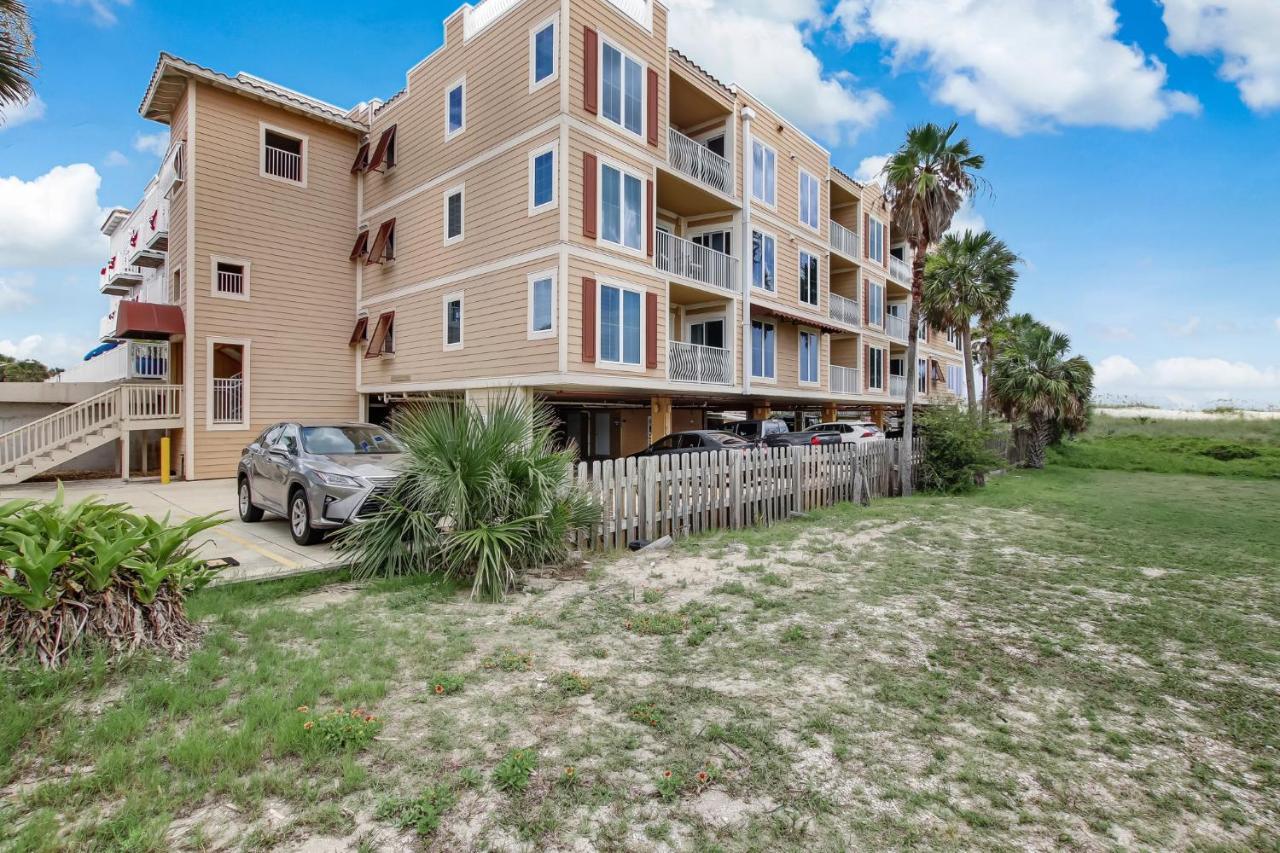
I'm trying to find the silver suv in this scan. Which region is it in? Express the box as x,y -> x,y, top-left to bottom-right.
237,422 -> 405,545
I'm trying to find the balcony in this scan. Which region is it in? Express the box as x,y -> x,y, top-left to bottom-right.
829,292 -> 860,328
52,341 -> 170,384
885,313 -> 908,342
889,255 -> 911,285
100,264 -> 144,296
830,222 -> 860,261
655,230 -> 739,295
668,341 -> 732,385
213,376 -> 244,424
830,365 -> 860,395
667,128 -> 732,197
889,375 -> 907,397
143,202 -> 169,253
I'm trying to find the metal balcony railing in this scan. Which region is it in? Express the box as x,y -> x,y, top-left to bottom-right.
668,341 -> 732,385
830,221 -> 859,260
829,292 -> 860,327
655,230 -> 738,293
667,128 -> 732,196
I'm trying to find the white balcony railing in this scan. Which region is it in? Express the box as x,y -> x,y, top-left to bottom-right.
889,255 -> 911,284
264,146 -> 302,182
127,341 -> 170,380
830,222 -> 859,260
885,313 -> 908,342
667,128 -> 732,196
829,292 -> 860,327
889,375 -> 907,397
655,230 -> 738,294
668,341 -> 732,385
830,365 -> 860,395
213,376 -> 244,424
50,341 -> 169,384
217,270 -> 245,296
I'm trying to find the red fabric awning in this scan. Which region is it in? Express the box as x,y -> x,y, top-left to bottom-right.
114,301 -> 185,338
749,302 -> 845,334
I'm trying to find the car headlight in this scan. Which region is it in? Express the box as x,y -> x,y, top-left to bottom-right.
314,471 -> 363,488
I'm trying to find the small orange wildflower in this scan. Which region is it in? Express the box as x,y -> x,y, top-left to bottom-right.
662,770 -> 673,779
696,771 -> 709,784
296,705 -> 309,713
435,684 -> 445,694
564,767 -> 575,778
304,721 -> 314,730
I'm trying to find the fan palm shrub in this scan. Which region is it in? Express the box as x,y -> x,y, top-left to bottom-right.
0,486 -> 226,668
0,1 -> 36,116
334,394 -> 600,601
881,122 -> 985,493
989,321 -> 1094,468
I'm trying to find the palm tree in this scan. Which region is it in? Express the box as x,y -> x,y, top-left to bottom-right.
922,230 -> 1018,415
981,311 -> 1039,422
0,0 -> 36,117
988,322 -> 1094,469
881,123 -> 985,493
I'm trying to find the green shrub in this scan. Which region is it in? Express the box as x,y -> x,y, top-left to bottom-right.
376,783 -> 456,836
917,406 -> 1001,493
427,673 -> 465,696
555,671 -> 592,696
334,394 -> 601,601
482,646 -> 533,672
0,486 -> 225,668
298,706 -> 383,753
492,748 -> 538,792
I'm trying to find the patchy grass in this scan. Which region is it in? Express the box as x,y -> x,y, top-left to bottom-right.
2,467 -> 1278,849
1051,413 -> 1280,478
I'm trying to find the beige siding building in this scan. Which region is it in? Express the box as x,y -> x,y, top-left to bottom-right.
68,0 -> 967,479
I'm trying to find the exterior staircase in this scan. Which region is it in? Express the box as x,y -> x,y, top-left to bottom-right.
0,384 -> 182,486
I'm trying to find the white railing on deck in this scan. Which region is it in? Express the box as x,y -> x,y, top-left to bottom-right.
889,255 -> 911,284
830,222 -> 859,260
885,313 -> 908,342
462,0 -> 524,39
605,0 -> 652,29
52,341 -> 169,384
829,292 -> 860,327
128,341 -> 169,380
213,377 -> 243,424
889,375 -> 907,397
668,129 -> 732,196
830,365 -> 860,395
655,230 -> 738,294
668,341 -> 732,385
124,384 -> 181,422
264,146 -> 302,182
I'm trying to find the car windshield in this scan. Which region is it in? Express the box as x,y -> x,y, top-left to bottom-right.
300,425 -> 404,455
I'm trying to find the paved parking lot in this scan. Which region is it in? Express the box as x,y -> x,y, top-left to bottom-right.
0,478 -> 342,584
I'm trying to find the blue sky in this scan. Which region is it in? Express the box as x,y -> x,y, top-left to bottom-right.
1,0 -> 1277,407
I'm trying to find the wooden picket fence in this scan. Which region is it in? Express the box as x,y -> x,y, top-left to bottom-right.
573,439 -> 922,551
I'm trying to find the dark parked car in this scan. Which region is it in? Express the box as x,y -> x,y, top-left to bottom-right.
631,430 -> 753,458
761,430 -> 842,448
723,418 -> 791,441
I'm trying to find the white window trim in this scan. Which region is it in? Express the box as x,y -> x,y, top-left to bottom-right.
685,224 -> 734,257
444,76 -> 466,140
597,34 -> 647,142
529,13 -> 559,93
527,269 -> 557,340
596,280 -> 646,371
684,313 -> 728,348
259,122 -> 308,188
443,184 -> 465,246
209,255 -> 251,302
751,139 -> 777,209
799,250 -> 819,308
798,169 -> 820,232
867,345 -> 886,391
442,291 -> 464,351
596,157 -> 648,259
798,327 -> 820,385
751,227 -> 777,292
527,141 -> 558,216
751,319 -> 776,383
205,336 -> 250,431
868,280 -> 886,329
867,216 -> 886,265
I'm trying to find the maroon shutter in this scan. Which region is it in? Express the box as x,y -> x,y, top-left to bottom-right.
646,180 -> 654,257
863,279 -> 869,325
366,125 -> 397,172
348,316 -> 368,346
350,142 -> 370,174
582,153 -> 598,238
646,68 -> 659,147
349,230 -> 370,261
645,292 -> 658,369
581,277 -> 597,362
583,27 -> 599,115
366,312 -> 395,359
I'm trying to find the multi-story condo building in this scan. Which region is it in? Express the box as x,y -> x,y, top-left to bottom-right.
26,0 -> 967,482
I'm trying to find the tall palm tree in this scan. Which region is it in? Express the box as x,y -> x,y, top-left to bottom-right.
0,0 -> 36,116
988,322 -> 1094,469
881,123 -> 985,493
922,230 -> 1018,415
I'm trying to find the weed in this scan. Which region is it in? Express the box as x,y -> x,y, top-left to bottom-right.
628,702 -> 668,730
457,767 -> 483,789
427,673 -> 465,696
781,624 -> 809,643
377,783 -> 456,836
492,748 -> 538,792
482,647 -> 533,672
298,706 -> 381,753
656,769 -> 682,801
556,672 -> 592,697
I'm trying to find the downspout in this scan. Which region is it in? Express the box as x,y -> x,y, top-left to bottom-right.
740,106 -> 755,399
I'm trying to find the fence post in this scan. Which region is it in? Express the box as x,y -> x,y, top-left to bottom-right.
730,451 -> 743,529
791,446 -> 805,514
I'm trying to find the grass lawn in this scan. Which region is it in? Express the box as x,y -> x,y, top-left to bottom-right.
2,466 -> 1278,850
1050,414 -> 1280,478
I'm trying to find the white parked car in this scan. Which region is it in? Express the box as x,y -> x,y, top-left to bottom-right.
803,421 -> 885,445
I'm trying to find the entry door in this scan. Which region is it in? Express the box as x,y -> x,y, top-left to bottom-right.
692,230 -> 732,256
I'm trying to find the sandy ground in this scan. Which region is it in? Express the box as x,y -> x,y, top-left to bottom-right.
1094,406 -> 1280,421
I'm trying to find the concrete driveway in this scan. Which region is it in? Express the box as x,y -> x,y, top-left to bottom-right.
0,478 -> 343,584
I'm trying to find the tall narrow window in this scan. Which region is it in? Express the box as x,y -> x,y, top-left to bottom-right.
599,283 -> 642,366
529,145 -> 556,213
444,293 -> 463,350
867,347 -> 884,389
799,251 -> 818,306
799,331 -> 819,383
752,140 -> 776,206
799,171 -> 820,230
446,79 -> 465,138
751,230 -> 775,291
867,218 -> 885,263
531,17 -> 557,89
751,320 -> 775,379
601,40 -> 643,137
529,272 -> 555,339
868,281 -> 884,326
918,357 -> 928,393
444,187 -> 464,244
600,163 -> 643,251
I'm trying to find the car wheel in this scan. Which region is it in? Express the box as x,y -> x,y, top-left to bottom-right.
288,489 -> 323,546
238,477 -> 264,522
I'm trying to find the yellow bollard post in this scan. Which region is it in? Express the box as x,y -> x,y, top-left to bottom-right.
160,436 -> 171,485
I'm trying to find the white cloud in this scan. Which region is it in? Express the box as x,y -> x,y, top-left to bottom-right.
1167,315 -> 1201,337
0,164 -> 109,267
1096,354 -> 1143,386
102,150 -> 129,168
0,274 -> 36,313
133,132 -> 169,157
836,0 -> 1200,134
853,153 -> 889,186
667,0 -> 888,142
946,197 -> 986,236
0,333 -> 94,369
1094,354 -> 1280,406
49,0 -> 132,26
0,95 -> 46,130
1161,0 -> 1280,111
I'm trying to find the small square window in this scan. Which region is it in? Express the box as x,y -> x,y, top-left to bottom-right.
443,293 -> 463,350
444,187 -> 464,244
262,127 -> 304,183
213,259 -> 248,299
446,79 -> 465,138
531,17 -> 557,90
